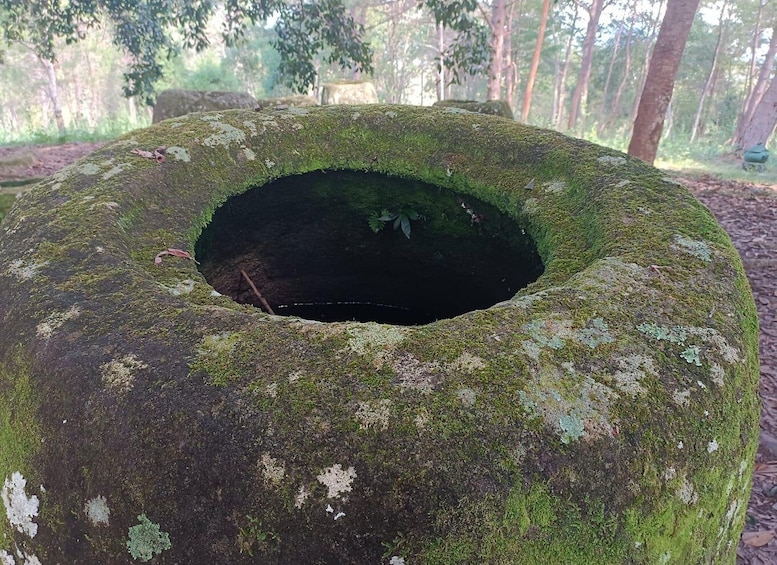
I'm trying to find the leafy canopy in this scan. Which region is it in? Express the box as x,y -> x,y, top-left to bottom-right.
0,0 -> 373,103
0,0 -> 489,104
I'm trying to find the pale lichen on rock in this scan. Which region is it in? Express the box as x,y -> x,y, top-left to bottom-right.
317,465 -> 357,499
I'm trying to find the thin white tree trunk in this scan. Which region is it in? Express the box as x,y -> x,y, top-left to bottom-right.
690,0 -> 728,143
39,56 -> 66,136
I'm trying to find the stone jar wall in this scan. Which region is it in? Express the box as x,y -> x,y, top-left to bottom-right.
0,105 -> 759,564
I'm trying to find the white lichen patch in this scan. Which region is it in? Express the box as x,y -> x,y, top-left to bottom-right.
346,323 -> 406,366
414,407 -> 430,431
165,146 -> 190,162
518,364 -> 617,442
389,556 -> 406,565
198,332 -> 239,357
202,121 -> 247,147
101,354 -> 149,392
385,110 -> 398,118
165,279 -> 196,296
572,258 -> 648,295
20,553 -> 42,565
672,234 -> 713,262
0,550 -> 13,565
542,179 -> 567,194
710,363 -> 725,387
521,340 -> 542,361
84,495 -> 110,526
456,387 -> 477,408
8,258 -> 48,281
265,382 -> 278,398
611,355 -> 655,396
615,179 -> 631,188
89,201 -> 120,211
294,485 -> 310,508
597,155 -> 627,166
522,197 -> 539,214
288,370 -> 304,383
677,476 -> 699,505
574,317 -> 614,349
265,158 -> 275,168
36,305 -> 81,339
102,163 -> 128,179
317,464 -> 357,499
355,399 -> 392,431
242,148 -> 256,161
687,327 -> 740,363
200,113 -> 223,121
392,353 -> 439,394
447,352 -> 485,373
708,438 -> 719,453
672,389 -> 691,407
259,454 -> 285,486
77,162 -> 102,175
522,316 -> 574,351
1,472 -> 40,537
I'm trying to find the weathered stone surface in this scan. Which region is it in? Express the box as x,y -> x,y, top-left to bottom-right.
320,81 -> 378,105
0,105 -> 759,564
152,89 -> 257,123
433,99 -> 514,119
253,95 -> 318,111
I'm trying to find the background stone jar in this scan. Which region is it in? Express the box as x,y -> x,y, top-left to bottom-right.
0,105 -> 759,564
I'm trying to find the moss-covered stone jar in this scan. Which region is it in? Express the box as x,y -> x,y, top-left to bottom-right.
0,105 -> 759,564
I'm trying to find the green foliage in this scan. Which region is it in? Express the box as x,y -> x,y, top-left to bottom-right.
368,207 -> 423,238
421,0 -> 490,84
126,514 -> 171,562
0,194 -> 15,224
238,515 -> 280,556
0,0 -> 373,103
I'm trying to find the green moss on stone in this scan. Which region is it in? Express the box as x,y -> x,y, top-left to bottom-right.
0,105 -> 759,563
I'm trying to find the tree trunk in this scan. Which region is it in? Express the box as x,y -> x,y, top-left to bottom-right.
505,0 -> 518,110
521,0 -> 552,122
628,0 -> 700,164
567,0 -> 605,130
736,74 -> 777,150
689,0 -> 728,144
553,3 -> 579,129
599,0 -> 636,135
39,56 -> 66,136
487,0 -> 508,100
437,22 -> 446,101
630,0 -> 666,123
596,15 -> 623,128
735,22 -> 777,145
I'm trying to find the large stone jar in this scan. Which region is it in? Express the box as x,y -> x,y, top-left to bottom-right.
0,105 -> 759,564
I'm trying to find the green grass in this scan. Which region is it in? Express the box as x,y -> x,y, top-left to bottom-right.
0,194 -> 16,224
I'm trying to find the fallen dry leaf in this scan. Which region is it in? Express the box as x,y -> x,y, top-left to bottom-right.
154,248 -> 199,265
742,530 -> 776,548
131,147 -> 166,163
754,462 -> 777,476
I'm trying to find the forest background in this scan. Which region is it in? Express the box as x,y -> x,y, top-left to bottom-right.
0,0 -> 775,176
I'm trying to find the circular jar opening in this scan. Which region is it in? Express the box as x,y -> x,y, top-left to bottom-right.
196,171 -> 544,325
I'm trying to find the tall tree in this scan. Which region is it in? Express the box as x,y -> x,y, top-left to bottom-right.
628,0 -> 701,164
736,73 -> 777,150
735,20 -> 777,144
487,0 -> 508,99
689,0 -> 729,143
0,0 -> 374,103
522,0 -> 552,121
567,0 -> 606,130
628,0 -> 665,124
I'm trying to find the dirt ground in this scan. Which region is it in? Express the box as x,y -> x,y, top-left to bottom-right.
1,143 -> 777,561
